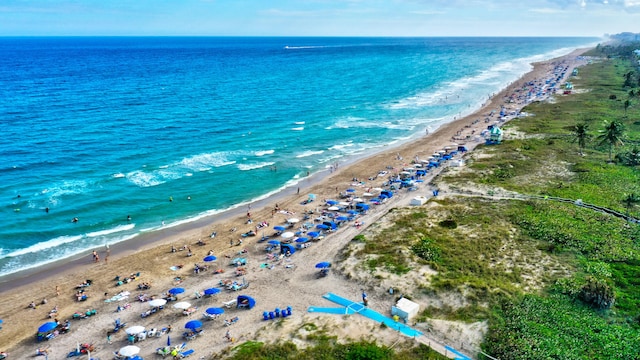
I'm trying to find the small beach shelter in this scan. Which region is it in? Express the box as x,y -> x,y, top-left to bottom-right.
410,196 -> 427,206
355,203 -> 369,211
391,298 -> 420,322
315,262 -> 331,269
125,326 -> 145,335
307,231 -> 320,238
38,322 -> 57,333
295,237 -> 309,243
203,255 -> 217,262
237,295 -> 256,309
281,243 -> 296,255
322,221 -> 338,230
315,224 -> 329,230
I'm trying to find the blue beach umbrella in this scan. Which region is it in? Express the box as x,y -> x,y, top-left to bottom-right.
307,231 -> 319,238
315,262 -> 331,269
267,240 -> 281,245
203,288 -> 221,296
203,255 -> 217,262
336,216 -> 349,221
184,320 -> 202,330
205,307 -> 225,315
295,237 -> 309,243
347,210 -> 359,215
316,224 -> 329,230
274,225 -> 286,231
168,287 -> 185,295
38,322 -> 57,333
326,200 -> 338,205
346,188 -> 356,193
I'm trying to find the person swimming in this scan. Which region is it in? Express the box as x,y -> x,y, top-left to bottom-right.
72,217 -> 79,223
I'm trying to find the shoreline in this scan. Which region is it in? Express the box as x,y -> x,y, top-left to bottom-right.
0,47 -> 593,359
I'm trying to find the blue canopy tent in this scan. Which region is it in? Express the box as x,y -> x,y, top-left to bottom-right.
381,190 -> 393,198
322,221 -> 337,230
237,295 -> 256,309
307,231 -> 320,238
281,243 -> 296,255
355,203 -> 370,212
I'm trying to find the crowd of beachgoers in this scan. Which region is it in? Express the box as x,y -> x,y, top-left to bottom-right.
0,49 -> 591,360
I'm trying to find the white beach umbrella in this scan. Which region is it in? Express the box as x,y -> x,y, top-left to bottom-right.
327,206 -> 340,211
352,198 -> 364,203
119,345 -> 140,357
362,192 -> 373,197
148,299 -> 167,307
173,301 -> 191,310
281,231 -> 295,239
372,187 -> 383,192
287,218 -> 299,223
125,326 -> 145,335
338,201 -> 350,206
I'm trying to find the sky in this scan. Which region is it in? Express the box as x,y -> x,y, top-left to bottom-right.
0,0 -> 638,37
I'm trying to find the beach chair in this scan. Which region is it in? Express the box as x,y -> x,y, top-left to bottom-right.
222,299 -> 237,308
179,349 -> 195,358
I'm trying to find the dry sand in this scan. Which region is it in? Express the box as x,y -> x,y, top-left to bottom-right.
0,48 -> 591,360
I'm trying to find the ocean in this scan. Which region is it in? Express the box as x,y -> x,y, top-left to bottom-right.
0,36 -> 599,278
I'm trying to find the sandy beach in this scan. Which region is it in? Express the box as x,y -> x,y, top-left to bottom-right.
0,48 -> 591,360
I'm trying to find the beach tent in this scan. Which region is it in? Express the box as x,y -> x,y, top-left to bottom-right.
391,297 -> 420,322
355,203 -> 370,211
281,243 -> 296,255
237,295 -> 256,309
380,190 -> 393,198
322,221 -> 338,230
410,196 -> 427,206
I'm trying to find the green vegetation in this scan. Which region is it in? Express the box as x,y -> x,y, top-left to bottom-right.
225,340 -> 447,360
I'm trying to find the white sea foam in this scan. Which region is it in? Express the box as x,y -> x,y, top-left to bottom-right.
4,235 -> 83,258
294,121 -> 305,125
295,150 -> 324,158
237,162 -> 274,171
127,170 -> 166,187
328,142 -> 354,151
254,150 -> 275,157
291,127 -> 304,131
179,152 -> 237,170
112,173 -> 125,178
86,223 -> 135,238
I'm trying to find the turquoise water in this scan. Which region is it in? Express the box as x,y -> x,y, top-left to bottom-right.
0,36 -> 599,277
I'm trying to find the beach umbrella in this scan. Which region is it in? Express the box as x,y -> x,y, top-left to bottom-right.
119,345 -> 140,357
347,210 -> 359,215
148,299 -> 167,307
352,198 -> 364,203
273,225 -> 286,231
372,187 -> 383,192
316,224 -> 329,230
168,287 -> 185,295
205,307 -> 225,315
267,240 -> 281,245
184,320 -> 202,330
295,237 -> 309,243
339,201 -> 350,206
287,218 -> 299,223
125,325 -> 145,335
346,188 -> 356,193
203,255 -> 217,262
38,322 -> 57,333
315,262 -> 331,269
327,206 -> 340,211
336,216 -> 349,221
203,288 -> 221,296
326,200 -> 338,205
307,231 -> 319,238
281,231 -> 294,239
173,301 -> 191,310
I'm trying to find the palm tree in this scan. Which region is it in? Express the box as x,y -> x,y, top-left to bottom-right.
622,193 -> 640,217
596,120 -> 625,162
571,123 -> 591,156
